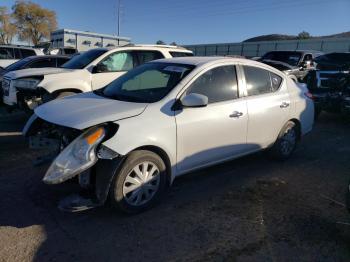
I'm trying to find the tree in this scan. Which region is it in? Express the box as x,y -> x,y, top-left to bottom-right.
298,31 -> 311,40
12,1 -> 57,45
170,41 -> 177,46
156,40 -> 166,45
0,7 -> 16,44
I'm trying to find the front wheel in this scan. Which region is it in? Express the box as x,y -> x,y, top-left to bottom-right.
270,121 -> 298,161
110,150 -> 167,214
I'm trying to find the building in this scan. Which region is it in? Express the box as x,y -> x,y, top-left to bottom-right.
184,37 -> 350,58
50,29 -> 131,51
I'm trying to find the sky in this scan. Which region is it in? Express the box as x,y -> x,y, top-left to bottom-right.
2,0 -> 350,45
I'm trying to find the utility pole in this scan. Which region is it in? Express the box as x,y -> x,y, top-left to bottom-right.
117,0 -> 121,36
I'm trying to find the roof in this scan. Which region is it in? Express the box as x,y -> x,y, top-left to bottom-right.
152,56 -> 246,66
0,45 -> 41,51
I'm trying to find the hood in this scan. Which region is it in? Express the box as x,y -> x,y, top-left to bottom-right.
5,67 -> 75,79
35,92 -> 148,130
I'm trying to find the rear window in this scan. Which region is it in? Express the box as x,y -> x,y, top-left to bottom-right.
169,52 -> 193,57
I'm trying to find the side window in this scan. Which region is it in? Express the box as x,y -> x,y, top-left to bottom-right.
56,58 -> 69,67
169,52 -> 193,57
100,52 -> 134,72
14,48 -> 22,59
29,58 -> 56,68
0,48 -> 14,59
20,49 -> 36,58
303,54 -> 312,61
187,65 -> 238,104
243,66 -> 273,96
270,73 -> 282,92
136,51 -> 164,66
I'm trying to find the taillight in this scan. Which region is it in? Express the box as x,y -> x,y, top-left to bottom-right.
304,91 -> 314,100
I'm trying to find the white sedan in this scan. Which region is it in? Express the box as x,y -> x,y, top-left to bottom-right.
24,57 -> 314,213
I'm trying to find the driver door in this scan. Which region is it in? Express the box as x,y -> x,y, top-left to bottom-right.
175,65 -> 248,173
91,51 -> 135,90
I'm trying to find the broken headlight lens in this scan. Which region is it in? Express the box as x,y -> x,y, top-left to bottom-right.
43,126 -> 106,184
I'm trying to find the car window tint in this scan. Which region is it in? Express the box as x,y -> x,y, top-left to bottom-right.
243,66 -> 272,96
56,58 -> 69,67
20,49 -> 36,58
169,52 -> 193,57
14,48 -> 22,59
136,51 -> 164,65
29,58 -> 56,68
0,48 -> 14,59
270,72 -> 282,91
187,65 -> 238,103
100,52 -> 134,72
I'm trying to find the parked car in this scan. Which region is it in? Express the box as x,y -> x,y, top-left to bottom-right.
23,56 -> 314,213
306,52 -> 350,118
0,45 -> 44,69
0,55 -> 70,107
259,50 -> 323,82
2,45 -> 193,111
47,47 -> 78,56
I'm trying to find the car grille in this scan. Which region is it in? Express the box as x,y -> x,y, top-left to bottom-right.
2,77 -> 11,96
316,70 -> 349,89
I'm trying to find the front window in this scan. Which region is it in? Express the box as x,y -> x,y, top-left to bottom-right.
261,51 -> 302,66
61,49 -> 107,69
99,62 -> 195,103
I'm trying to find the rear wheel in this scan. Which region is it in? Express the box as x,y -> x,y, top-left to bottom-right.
110,150 -> 166,213
270,121 -> 298,161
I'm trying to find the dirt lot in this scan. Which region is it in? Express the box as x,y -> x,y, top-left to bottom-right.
0,109 -> 349,262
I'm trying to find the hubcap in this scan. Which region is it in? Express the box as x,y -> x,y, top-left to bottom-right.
122,161 -> 160,206
280,127 -> 296,156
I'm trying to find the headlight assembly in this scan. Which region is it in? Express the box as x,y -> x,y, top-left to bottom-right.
13,77 -> 42,90
43,126 -> 106,184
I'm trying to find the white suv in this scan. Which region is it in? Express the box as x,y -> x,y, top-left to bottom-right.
24,57 -> 314,213
0,45 -> 44,69
2,45 -> 192,110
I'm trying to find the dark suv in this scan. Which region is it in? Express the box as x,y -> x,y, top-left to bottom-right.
259,50 -> 323,82
307,52 -> 350,118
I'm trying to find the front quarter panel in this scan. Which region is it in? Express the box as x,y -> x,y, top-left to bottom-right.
101,101 -> 177,173
40,70 -> 91,93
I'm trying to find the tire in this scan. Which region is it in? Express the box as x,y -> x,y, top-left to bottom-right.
110,150 -> 167,214
270,121 -> 298,161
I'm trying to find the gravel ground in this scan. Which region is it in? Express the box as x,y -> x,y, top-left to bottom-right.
0,109 -> 349,262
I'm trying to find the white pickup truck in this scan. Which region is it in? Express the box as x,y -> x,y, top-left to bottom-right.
2,45 -> 193,110
0,45 -> 44,69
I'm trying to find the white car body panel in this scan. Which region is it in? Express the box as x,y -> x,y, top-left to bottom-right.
29,57 -> 314,182
34,92 -> 147,130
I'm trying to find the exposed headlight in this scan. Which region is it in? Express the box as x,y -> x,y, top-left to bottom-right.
13,77 -> 42,90
43,126 -> 106,184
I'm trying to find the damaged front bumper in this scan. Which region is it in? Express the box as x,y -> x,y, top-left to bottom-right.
24,115 -> 122,212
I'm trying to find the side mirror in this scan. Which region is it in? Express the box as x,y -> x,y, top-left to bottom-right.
93,63 -> 108,73
181,93 -> 208,108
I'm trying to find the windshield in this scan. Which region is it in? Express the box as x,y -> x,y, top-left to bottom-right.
98,62 -> 195,103
61,49 -> 107,69
4,57 -> 32,72
261,51 -> 302,66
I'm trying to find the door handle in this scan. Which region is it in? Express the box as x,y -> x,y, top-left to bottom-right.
280,102 -> 290,108
229,111 -> 243,118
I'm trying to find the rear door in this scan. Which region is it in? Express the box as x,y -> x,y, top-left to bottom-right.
242,65 -> 290,148
175,64 -> 248,173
